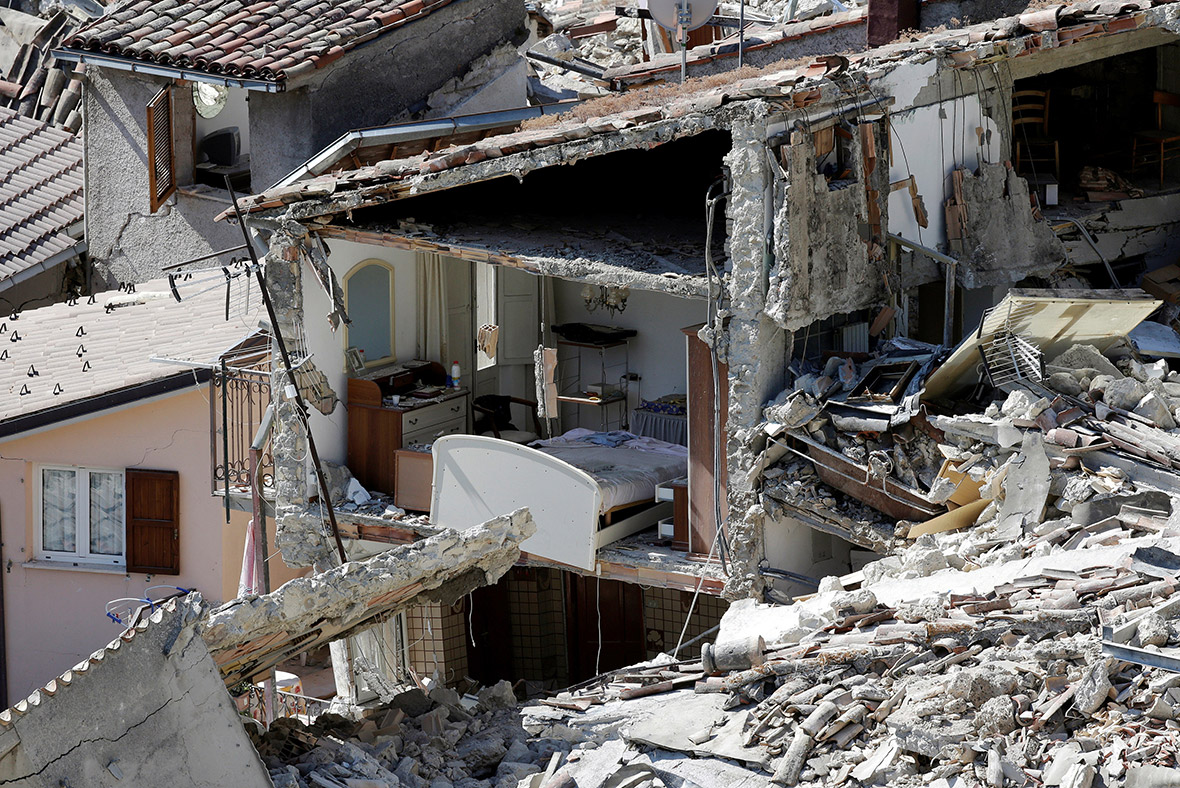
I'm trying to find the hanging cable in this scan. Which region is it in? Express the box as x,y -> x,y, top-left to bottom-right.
704,178 -> 732,572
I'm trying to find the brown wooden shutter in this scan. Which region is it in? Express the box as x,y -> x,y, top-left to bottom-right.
126,469 -> 180,575
146,86 -> 176,213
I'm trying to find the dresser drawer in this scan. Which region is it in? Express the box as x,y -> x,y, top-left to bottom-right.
402,417 -> 465,448
402,397 -> 468,433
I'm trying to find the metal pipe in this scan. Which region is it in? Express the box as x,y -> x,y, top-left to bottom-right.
221,357 -> 231,525
275,101 -> 583,188
1055,218 -> 1121,289
162,244 -> 249,271
524,50 -> 606,80
739,0 -> 745,67
943,257 -> 956,347
225,179 -> 349,566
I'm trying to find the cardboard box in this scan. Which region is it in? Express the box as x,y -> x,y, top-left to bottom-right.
936,459 -> 984,510
1142,264 -> 1180,304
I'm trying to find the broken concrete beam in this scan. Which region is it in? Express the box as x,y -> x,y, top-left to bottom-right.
205,509 -> 535,685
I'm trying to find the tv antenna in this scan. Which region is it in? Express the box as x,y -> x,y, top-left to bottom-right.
641,0 -> 723,83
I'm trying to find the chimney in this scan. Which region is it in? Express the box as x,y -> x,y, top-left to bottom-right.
867,0 -> 921,47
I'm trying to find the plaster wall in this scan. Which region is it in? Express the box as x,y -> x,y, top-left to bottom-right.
878,60 -> 1002,249
0,388 -> 299,699
83,70 -> 244,285
303,237 -> 420,464
552,280 -> 705,429
247,0 -> 526,190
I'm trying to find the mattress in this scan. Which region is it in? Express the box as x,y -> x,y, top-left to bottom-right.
532,429 -> 688,513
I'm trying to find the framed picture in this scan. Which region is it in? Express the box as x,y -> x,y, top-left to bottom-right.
346,346 -> 366,374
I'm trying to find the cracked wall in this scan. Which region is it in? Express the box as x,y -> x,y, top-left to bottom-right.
260,222 -> 348,569
952,162 -> 1067,287
0,600 -> 270,788
83,70 -> 243,286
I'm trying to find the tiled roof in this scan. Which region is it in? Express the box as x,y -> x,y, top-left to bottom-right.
226,0 -> 1180,217
0,7 -> 88,133
0,108 -> 83,291
63,0 -> 459,84
0,273 -> 263,426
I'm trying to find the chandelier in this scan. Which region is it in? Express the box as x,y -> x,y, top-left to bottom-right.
581,284 -> 630,317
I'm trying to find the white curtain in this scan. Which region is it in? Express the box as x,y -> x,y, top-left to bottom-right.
88,471 -> 123,556
42,468 -> 76,552
416,252 -> 449,363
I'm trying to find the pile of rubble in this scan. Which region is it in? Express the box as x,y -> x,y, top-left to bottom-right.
523,527 -> 1180,787
254,681 -> 569,788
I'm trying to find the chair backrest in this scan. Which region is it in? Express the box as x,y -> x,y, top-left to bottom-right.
1012,89 -> 1050,135
1154,90 -> 1180,128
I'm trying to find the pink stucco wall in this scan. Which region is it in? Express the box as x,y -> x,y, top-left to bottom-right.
0,386 -> 304,700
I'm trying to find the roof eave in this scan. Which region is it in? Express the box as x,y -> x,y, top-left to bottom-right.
0,370 -> 209,443
52,49 -> 285,92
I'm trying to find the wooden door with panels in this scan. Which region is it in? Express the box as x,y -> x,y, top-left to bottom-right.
126,469 -> 180,575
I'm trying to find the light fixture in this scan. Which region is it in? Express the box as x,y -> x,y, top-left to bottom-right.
193,82 -> 229,119
581,284 -> 630,317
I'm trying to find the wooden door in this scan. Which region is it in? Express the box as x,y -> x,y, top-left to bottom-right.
565,574 -> 645,683
126,469 -> 180,574
684,325 -> 727,558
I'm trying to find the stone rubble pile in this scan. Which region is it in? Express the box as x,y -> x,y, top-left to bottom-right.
253,681 -> 568,788
520,532 -> 1180,787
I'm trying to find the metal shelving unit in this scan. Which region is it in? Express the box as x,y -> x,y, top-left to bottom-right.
556,338 -> 631,431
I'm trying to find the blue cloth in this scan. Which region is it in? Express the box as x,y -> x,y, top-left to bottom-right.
581,430 -> 636,448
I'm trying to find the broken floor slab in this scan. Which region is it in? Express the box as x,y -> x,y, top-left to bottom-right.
0,598 -> 271,788
206,508 -> 536,686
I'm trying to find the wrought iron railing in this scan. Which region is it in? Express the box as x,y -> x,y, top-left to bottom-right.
211,364 -> 274,496
240,684 -> 332,723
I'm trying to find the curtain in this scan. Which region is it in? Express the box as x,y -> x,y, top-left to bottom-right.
42,469 -> 76,552
88,471 -> 124,556
416,252 -> 448,363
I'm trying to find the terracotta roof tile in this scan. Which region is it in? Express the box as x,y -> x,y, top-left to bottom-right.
0,109 -> 83,297
64,0 -> 458,83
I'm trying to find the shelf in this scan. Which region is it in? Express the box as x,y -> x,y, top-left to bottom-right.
556,339 -> 630,350
557,393 -> 626,407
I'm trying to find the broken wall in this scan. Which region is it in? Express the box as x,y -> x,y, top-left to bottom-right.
954,162 -> 1067,287
0,599 -> 271,788
720,106 -> 785,599
766,114 -> 890,330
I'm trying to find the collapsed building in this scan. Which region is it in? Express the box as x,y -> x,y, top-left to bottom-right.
202,0 -> 1180,695
10,0 -> 1180,785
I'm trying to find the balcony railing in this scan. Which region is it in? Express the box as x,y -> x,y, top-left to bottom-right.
211,363 -> 273,497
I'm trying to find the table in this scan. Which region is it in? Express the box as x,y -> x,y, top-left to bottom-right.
631,409 -> 688,446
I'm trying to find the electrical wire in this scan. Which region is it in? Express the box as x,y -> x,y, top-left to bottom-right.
703,178 -> 732,571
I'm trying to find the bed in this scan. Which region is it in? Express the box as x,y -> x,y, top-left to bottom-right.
430,430 -> 686,571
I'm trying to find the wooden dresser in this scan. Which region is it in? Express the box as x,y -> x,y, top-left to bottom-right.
347,377 -> 469,494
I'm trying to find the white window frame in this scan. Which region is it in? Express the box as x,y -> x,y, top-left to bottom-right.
343,259 -> 397,370
34,464 -> 126,567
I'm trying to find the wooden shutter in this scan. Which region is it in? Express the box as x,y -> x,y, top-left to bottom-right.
126,469 -> 180,575
146,86 -> 176,213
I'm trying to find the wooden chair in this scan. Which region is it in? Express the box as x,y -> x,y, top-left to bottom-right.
473,395 -> 542,444
1013,89 -> 1059,180
1132,90 -> 1180,189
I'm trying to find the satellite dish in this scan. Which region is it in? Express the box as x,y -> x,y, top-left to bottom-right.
641,0 -> 719,33
193,83 -> 229,119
